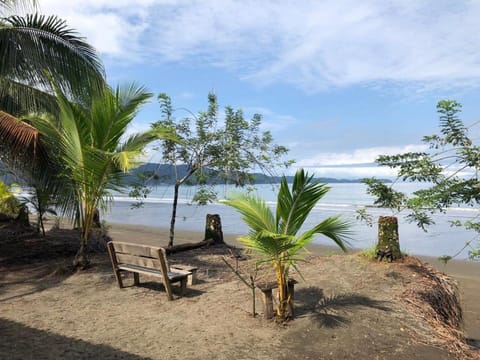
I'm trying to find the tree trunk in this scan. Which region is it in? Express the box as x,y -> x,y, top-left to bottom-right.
169,182 -> 180,247
73,237 -> 90,269
376,216 -> 401,260
204,214 -> 224,244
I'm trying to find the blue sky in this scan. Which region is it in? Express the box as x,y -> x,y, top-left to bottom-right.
37,0 -> 480,178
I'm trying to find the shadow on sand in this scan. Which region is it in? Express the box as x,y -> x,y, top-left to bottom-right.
0,317 -> 148,360
295,286 -> 392,328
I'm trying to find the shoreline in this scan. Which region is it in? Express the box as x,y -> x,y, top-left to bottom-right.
106,220 -> 480,342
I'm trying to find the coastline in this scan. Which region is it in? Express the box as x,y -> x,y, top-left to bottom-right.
106,220 -> 480,343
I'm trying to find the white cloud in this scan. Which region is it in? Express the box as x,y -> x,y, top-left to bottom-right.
35,1 -> 480,91
297,145 -> 428,166
243,107 -> 298,132
295,165 -> 397,179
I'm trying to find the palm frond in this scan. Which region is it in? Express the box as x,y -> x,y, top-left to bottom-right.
0,14 -> 105,102
298,215 -> 353,252
277,168 -> 329,235
0,78 -> 58,116
222,194 -> 276,234
0,110 -> 37,152
0,1 -> 37,14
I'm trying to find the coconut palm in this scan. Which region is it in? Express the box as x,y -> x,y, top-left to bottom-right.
27,83 -> 173,267
0,1 -> 105,170
223,169 -> 351,321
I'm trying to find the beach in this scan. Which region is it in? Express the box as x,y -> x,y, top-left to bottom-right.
110,222 -> 480,342
1,221 -> 478,359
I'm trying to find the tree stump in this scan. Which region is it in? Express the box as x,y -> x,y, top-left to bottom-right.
376,216 -> 401,260
15,205 -> 30,227
205,214 -> 224,244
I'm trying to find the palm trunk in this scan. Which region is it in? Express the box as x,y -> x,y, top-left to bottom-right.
275,263 -> 289,321
73,202 -> 94,269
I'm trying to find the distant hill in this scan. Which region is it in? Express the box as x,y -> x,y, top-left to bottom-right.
0,161 -> 391,185
124,163 -> 390,185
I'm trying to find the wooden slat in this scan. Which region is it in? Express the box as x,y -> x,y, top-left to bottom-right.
118,264 -> 162,277
116,253 -> 161,269
167,271 -> 191,282
112,241 -> 160,258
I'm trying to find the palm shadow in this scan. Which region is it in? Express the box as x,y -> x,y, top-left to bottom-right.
0,317 -> 148,359
295,287 -> 392,328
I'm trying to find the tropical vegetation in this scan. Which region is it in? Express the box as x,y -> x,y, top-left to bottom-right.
363,100 -> 480,261
0,0 -> 105,182
24,83 -> 171,267
223,168 -> 351,321
0,179 -> 18,217
150,92 -> 291,247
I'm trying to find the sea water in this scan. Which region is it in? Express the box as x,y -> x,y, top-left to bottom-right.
104,182 -> 479,259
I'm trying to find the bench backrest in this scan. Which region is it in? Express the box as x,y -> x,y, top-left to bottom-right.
108,241 -> 170,274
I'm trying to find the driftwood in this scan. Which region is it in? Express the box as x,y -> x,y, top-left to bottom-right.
165,238 -> 216,255
166,214 -> 225,254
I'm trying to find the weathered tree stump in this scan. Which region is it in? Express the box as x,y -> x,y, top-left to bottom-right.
205,214 -> 224,244
15,205 -> 30,227
376,216 -> 401,260
93,208 -> 101,228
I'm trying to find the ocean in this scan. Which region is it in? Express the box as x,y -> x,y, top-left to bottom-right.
104,182 -> 479,259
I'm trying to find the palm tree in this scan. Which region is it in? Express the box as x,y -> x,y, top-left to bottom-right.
0,1 -> 105,171
27,83 -> 173,268
223,169 -> 351,321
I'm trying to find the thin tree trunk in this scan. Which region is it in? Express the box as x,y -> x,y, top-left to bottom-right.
168,167 -> 197,247
169,181 -> 180,247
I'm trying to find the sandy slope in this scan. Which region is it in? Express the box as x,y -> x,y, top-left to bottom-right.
0,223 -> 479,359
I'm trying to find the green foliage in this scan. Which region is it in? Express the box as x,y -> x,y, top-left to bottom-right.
20,185 -> 57,236
191,186 -> 217,205
0,12 -> 105,117
151,92 -> 291,246
359,245 -> 378,260
355,208 -> 374,227
0,180 -> 19,216
223,169 -> 351,321
27,83 -> 169,267
372,99 -> 480,260
362,178 -> 406,210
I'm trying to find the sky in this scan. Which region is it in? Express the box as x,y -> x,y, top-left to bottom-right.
36,0 -> 480,178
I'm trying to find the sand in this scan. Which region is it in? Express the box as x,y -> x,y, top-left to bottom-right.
0,222 -> 479,359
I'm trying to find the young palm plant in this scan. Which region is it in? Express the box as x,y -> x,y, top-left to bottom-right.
223,169 -> 351,321
27,83 -> 173,268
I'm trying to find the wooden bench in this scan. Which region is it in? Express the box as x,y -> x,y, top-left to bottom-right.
107,241 -> 192,300
257,279 -> 297,319
170,264 -> 198,286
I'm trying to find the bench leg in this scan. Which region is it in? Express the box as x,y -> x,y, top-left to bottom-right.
114,270 -> 124,288
261,289 -> 274,319
164,280 -> 174,301
179,278 -> 187,296
133,272 -> 140,286
107,242 -> 123,288
187,271 -> 196,286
